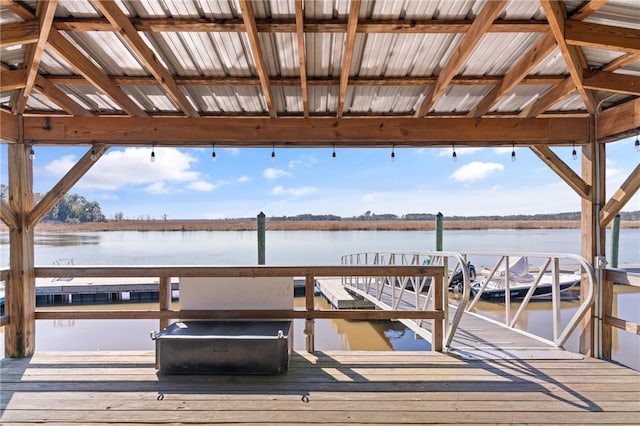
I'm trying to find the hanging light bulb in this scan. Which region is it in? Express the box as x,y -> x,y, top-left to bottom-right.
271,144 -> 276,161
635,135 -> 640,152
511,143 -> 516,162
391,144 -> 396,162
452,144 -> 457,162
572,143 -> 577,161
151,145 -> 156,162
29,145 -> 35,160
90,145 -> 97,162
211,144 -> 216,162
332,143 -> 336,160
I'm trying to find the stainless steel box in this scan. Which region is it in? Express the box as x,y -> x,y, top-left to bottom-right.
153,320 -> 292,375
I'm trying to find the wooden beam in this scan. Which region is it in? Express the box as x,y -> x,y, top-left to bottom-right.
602,53 -> 640,72
14,0 -> 58,115
238,0 -> 276,118
530,145 -> 591,199
28,144 -> 108,226
597,98 -> 640,141
469,33 -> 557,118
52,17 -> 550,34
0,69 -> 27,91
92,0 -> 198,118
565,20 -> 640,54
43,74 -> 568,87
47,29 -> 147,117
415,0 -> 507,117
0,19 -> 39,47
521,77 -> 576,118
32,75 -> 94,117
22,116 -> 590,146
337,0 -> 360,118
569,0 -> 608,21
541,0 -> 595,114
600,163 -> 640,228
7,143 -> 35,357
0,109 -> 18,142
0,0 -> 35,20
583,71 -> 640,96
295,0 -> 308,117
0,199 -> 17,229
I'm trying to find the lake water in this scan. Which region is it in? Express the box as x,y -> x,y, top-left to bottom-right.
0,229 -> 638,369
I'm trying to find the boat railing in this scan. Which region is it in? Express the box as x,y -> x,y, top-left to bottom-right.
341,251 -> 596,350
0,264 -> 447,353
340,251 -> 472,349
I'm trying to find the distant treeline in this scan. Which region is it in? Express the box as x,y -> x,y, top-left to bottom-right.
270,211 -> 640,221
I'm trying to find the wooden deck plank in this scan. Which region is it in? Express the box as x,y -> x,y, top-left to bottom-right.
1,351 -> 638,424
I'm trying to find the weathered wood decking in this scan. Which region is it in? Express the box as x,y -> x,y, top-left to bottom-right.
1,351 -> 638,425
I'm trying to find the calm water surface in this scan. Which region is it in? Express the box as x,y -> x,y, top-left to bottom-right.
0,229 -> 638,369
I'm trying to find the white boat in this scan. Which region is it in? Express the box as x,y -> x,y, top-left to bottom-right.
471,256 -> 580,301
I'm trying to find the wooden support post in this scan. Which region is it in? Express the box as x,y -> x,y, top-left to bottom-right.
257,211 -> 265,265
601,274 -> 613,359
6,143 -> 35,358
432,274 -> 444,352
305,274 -> 315,352
610,214 -> 620,268
580,136 -> 606,356
159,275 -> 171,330
435,212 -> 443,251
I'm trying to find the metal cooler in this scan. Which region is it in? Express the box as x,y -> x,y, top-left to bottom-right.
151,320 -> 292,375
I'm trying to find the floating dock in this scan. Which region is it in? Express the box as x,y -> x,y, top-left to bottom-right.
315,278 -> 375,309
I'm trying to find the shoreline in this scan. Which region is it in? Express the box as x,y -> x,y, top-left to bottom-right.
6,219 -> 639,232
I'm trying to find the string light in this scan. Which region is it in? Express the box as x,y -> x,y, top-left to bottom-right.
635,135 -> 639,152
271,144 -> 276,161
572,143 -> 577,161
151,145 -> 156,162
511,143 -> 516,162
391,144 -> 396,162
29,145 -> 35,160
211,144 -> 216,162
90,145 -> 97,162
452,144 -> 457,162
332,143 -> 336,160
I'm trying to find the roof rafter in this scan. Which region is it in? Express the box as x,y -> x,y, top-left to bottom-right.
33,75 -> 95,117
14,0 -> 58,114
602,53 -> 640,72
93,0 -> 199,118
0,19 -> 39,47
238,0 -> 276,118
295,0 -> 308,117
565,21 -> 640,54
52,17 -> 549,34
414,0 -> 508,117
0,68 -> 27,91
568,0 -> 608,21
583,71 -> 640,96
337,0 -> 360,118
47,29 -> 147,117
520,78 -> 576,118
540,0 -> 595,114
469,33 -> 557,118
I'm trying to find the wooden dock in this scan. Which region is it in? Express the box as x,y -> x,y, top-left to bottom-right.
1,350 -> 638,425
316,278 -> 375,309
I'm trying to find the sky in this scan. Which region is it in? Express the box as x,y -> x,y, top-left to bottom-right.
1,136 -> 638,220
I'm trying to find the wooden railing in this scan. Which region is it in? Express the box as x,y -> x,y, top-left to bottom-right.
602,268 -> 640,359
2,264 -> 446,352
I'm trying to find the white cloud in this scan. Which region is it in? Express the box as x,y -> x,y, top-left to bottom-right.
224,148 -> 241,156
145,182 -> 170,194
449,161 -> 504,183
362,193 -> 378,202
187,180 -> 217,192
272,185 -> 317,197
237,176 -> 252,183
264,168 -> 291,179
57,147 -> 201,190
438,147 -> 484,157
288,155 -> 318,169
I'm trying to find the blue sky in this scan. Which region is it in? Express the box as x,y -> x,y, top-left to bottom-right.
1,136 -> 638,220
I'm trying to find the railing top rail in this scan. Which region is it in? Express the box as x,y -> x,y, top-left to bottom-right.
34,264 -> 445,279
